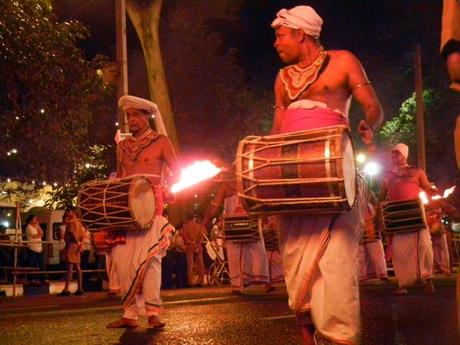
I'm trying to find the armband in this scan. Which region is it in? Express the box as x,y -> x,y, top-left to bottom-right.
352,81 -> 372,90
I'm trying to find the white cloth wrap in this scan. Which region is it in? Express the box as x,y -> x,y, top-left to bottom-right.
271,6 -> 323,39
224,195 -> 270,289
392,229 -> 433,287
118,95 -> 168,137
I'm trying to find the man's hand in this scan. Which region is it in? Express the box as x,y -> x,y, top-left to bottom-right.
357,120 -> 377,153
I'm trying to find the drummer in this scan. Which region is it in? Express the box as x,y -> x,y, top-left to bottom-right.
202,171 -> 274,294
378,143 -> 435,295
271,5 -> 383,345
106,95 -> 178,330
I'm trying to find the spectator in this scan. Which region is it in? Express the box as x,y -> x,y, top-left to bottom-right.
58,209 -> 85,296
25,214 -> 46,283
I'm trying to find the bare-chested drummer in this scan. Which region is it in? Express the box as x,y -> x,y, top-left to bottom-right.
106,95 -> 178,330
271,6 -> 383,345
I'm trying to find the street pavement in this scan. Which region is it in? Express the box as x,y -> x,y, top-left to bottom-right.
0,277 -> 458,345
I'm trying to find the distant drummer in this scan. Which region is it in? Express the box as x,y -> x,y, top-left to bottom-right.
106,95 -> 178,330
270,5 -> 383,345
378,143 -> 435,296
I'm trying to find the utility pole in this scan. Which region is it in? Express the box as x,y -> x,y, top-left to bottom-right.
115,0 -> 128,133
414,44 -> 426,171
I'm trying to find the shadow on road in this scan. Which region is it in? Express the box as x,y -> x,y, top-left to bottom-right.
117,328 -> 163,345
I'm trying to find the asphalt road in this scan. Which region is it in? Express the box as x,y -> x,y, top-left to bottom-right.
0,278 -> 458,345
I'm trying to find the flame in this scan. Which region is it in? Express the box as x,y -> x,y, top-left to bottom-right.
171,160 -> 221,193
443,185 -> 455,198
419,191 -> 429,205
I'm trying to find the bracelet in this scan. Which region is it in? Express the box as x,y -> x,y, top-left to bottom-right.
352,81 -> 371,90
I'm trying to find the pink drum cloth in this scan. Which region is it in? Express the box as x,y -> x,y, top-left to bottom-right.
280,108 -> 349,133
386,178 -> 421,201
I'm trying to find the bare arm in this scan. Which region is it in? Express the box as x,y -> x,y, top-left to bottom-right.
377,177 -> 389,204
345,52 -> 383,147
201,183 -> 228,227
161,136 -> 179,176
418,169 -> 433,193
271,73 -> 288,134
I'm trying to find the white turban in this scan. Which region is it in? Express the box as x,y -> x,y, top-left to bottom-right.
118,95 -> 168,137
118,95 -> 158,115
392,143 -> 409,159
271,6 -> 323,39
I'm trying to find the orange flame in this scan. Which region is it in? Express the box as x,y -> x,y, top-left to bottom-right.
171,160 -> 221,193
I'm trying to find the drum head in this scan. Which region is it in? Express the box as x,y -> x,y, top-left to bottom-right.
130,177 -> 156,228
342,133 -> 356,207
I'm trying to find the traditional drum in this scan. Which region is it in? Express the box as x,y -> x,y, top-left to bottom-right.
360,218 -> 381,243
260,216 -> 279,251
380,198 -> 427,234
236,126 -> 356,215
78,175 -> 163,231
222,214 -> 260,242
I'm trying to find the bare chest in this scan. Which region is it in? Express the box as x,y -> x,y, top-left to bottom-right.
120,145 -> 163,177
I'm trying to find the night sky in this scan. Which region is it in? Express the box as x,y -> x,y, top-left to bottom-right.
54,0 -> 459,184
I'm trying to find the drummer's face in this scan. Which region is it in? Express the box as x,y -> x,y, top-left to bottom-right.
126,108 -> 150,134
391,150 -> 406,166
274,26 -> 302,64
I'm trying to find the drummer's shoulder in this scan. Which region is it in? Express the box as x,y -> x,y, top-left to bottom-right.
326,50 -> 361,63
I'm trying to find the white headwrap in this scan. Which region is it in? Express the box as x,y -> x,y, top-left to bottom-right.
118,95 -> 168,137
271,6 -> 323,39
392,143 -> 409,159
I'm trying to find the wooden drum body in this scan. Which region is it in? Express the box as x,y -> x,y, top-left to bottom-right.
380,199 -> 427,234
78,175 -> 163,231
260,216 -> 279,251
222,214 -> 260,243
236,126 -> 356,215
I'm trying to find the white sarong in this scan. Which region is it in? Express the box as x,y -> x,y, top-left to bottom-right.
392,229 -> 433,287
358,239 -> 388,281
432,233 -> 451,274
111,216 -> 174,318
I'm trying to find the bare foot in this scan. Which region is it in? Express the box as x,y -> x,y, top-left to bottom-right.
148,315 -> 166,330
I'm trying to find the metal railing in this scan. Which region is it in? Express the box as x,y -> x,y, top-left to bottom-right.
0,240 -> 105,297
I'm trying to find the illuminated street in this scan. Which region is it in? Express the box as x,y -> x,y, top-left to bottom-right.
0,277 -> 458,345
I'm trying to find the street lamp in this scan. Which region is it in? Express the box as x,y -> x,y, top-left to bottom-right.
363,161 -> 381,177
356,153 -> 367,164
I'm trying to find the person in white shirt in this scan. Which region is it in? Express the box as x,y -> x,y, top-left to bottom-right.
25,214 -> 46,283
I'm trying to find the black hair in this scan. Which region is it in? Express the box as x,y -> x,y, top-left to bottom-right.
26,214 -> 36,225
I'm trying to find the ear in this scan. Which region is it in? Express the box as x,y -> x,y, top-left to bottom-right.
295,29 -> 305,43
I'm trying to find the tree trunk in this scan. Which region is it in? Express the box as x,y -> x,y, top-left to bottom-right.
126,0 -> 184,225
125,0 -> 179,150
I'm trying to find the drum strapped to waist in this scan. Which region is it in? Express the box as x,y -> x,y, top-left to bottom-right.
236,126 -> 356,216
380,198 -> 427,234
222,214 -> 260,243
78,175 -> 164,231
360,218 -> 381,243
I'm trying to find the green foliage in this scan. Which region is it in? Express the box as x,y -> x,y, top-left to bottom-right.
378,90 -> 439,147
0,180 -> 43,206
0,0 -> 109,182
45,144 -> 114,209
